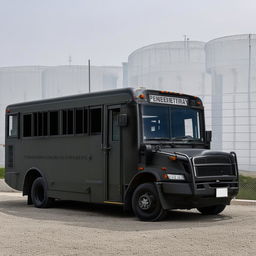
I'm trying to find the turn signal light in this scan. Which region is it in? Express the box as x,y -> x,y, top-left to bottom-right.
139,94 -> 145,99
137,167 -> 144,171
162,174 -> 169,179
168,155 -> 177,161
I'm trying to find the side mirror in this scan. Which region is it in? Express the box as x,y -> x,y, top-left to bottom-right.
205,131 -> 212,143
118,114 -> 128,127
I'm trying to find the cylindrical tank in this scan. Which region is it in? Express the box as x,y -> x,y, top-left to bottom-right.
206,34 -> 256,171
127,40 -> 212,130
41,65 -> 123,98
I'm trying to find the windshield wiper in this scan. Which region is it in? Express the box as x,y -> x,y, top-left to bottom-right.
145,137 -> 170,141
171,136 -> 198,141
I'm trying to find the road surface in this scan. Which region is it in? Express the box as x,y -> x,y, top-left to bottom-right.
0,192 -> 255,256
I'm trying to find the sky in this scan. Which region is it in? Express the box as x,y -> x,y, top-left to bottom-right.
0,0 -> 256,67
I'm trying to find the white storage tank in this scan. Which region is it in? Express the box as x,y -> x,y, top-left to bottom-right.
42,65 -> 123,98
127,40 -> 212,130
206,34 -> 256,171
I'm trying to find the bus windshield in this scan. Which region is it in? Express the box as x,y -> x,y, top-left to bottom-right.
141,105 -> 203,142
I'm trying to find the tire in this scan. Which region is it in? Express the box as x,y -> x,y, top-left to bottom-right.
31,177 -> 54,208
197,204 -> 226,215
132,183 -> 167,221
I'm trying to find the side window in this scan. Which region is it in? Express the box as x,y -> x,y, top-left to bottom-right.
62,109 -> 74,135
75,108 -> 88,134
90,108 -> 102,134
33,113 -> 38,136
112,110 -> 120,141
75,108 -> 83,134
43,112 -> 48,136
23,114 -> 32,137
84,108 -> 88,134
8,114 -> 18,137
38,112 -> 43,136
50,111 -> 59,136
62,110 -> 67,135
67,109 -> 74,134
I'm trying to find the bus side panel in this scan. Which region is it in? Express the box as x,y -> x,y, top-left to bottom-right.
12,134 -> 104,203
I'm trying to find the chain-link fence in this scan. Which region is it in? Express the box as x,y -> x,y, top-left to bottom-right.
237,173 -> 256,200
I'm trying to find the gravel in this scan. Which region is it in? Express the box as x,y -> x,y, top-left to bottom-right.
0,193 -> 255,256
0,179 -> 17,192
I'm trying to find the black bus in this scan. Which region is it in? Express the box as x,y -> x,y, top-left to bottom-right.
5,88 -> 239,221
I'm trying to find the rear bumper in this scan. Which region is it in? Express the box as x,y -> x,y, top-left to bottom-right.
156,181 -> 239,210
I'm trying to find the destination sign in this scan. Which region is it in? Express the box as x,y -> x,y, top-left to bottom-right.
149,95 -> 188,106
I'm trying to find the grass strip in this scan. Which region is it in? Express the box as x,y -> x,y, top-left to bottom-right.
237,175 -> 256,200
0,168 -> 4,179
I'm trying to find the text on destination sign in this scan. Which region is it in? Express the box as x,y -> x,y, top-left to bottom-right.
149,95 -> 188,106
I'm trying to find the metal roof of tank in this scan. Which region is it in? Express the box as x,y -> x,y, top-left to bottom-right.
128,41 -> 206,59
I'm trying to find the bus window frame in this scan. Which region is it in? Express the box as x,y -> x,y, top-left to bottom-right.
7,112 -> 20,139
22,113 -> 33,138
49,110 -> 60,136
61,108 -> 74,136
89,105 -> 103,136
74,107 -> 89,136
139,103 -> 205,144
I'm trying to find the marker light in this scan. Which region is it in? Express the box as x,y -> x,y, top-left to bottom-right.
161,167 -> 167,171
137,167 -> 144,171
162,174 -> 169,179
168,155 -> 177,161
167,174 -> 185,181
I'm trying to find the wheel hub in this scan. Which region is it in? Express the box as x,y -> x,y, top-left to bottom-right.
138,193 -> 152,210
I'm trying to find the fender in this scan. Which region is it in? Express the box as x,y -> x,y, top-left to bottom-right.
23,167 -> 49,196
124,169 -> 164,211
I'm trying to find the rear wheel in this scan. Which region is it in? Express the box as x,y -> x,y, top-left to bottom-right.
197,204 -> 226,215
31,177 -> 54,208
132,183 -> 167,221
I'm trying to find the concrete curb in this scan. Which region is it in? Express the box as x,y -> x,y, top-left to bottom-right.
231,199 -> 256,206
0,179 -> 18,192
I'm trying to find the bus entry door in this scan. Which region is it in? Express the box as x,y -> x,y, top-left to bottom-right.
106,106 -> 121,202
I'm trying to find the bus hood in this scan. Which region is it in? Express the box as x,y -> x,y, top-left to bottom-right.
159,148 -> 233,158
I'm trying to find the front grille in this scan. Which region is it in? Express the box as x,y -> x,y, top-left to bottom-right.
194,155 -> 231,165
194,155 -> 236,178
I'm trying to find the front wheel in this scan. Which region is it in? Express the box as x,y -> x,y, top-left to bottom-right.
31,177 -> 54,208
132,183 -> 167,221
197,204 -> 226,215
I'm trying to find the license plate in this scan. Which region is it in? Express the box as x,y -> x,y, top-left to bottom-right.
216,188 -> 228,198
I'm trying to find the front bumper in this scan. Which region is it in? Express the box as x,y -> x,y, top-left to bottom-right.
156,181 -> 239,210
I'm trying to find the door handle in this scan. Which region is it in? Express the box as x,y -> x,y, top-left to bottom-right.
102,146 -> 112,151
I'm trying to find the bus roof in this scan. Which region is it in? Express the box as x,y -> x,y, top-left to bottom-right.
6,87 -> 202,110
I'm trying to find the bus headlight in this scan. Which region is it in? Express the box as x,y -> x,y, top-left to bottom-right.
167,174 -> 185,181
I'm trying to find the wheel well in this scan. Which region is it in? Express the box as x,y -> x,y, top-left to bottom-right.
23,169 -> 42,196
124,173 -> 157,212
